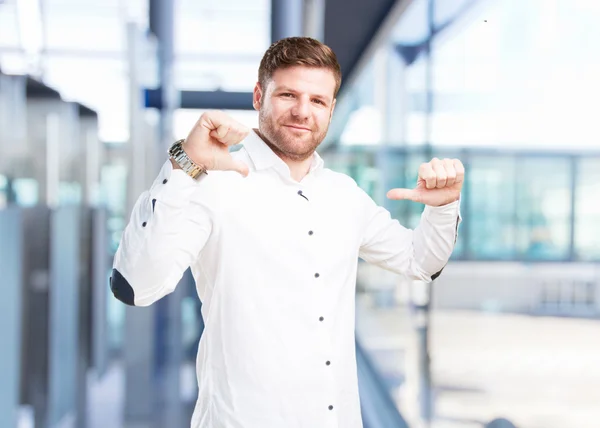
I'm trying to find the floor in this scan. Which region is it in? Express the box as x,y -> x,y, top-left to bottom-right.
355,292 -> 600,428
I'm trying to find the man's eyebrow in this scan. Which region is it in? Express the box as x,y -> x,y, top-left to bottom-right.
274,86 -> 297,93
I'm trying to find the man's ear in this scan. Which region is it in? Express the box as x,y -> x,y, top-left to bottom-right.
253,83 -> 263,111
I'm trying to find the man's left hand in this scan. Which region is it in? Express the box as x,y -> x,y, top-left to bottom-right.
386,158 -> 464,207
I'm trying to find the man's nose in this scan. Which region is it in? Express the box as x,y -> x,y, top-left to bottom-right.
291,98 -> 310,119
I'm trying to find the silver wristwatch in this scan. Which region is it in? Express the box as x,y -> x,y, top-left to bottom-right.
168,139 -> 208,179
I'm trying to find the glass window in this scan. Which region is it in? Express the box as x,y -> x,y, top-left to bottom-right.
12,178 -> 39,207
0,174 -> 7,209
377,149 -> 410,220
515,157 -> 572,260
575,157 -> 600,261
464,155 -> 517,259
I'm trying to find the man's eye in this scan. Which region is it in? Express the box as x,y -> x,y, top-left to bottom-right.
281,93 -> 293,97
313,99 -> 325,105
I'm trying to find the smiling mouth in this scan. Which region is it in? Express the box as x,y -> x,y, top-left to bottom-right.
285,125 -> 311,131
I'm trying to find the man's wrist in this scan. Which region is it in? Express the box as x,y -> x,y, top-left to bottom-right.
428,196 -> 460,208
170,158 -> 182,170
168,139 -> 208,179
424,196 -> 461,221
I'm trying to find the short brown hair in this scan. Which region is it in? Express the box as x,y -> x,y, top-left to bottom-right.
258,37 -> 342,98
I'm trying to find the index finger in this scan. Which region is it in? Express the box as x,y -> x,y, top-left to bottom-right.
419,162 -> 437,189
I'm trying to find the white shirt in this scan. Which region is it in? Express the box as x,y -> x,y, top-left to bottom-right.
112,130 -> 460,428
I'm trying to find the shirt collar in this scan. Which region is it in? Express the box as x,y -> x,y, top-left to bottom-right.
242,129 -> 324,175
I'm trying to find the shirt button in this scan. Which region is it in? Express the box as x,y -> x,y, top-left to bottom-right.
308,230 -> 313,235
326,361 -> 331,366
319,316 -> 324,322
328,405 -> 334,410
163,178 -> 168,184
142,222 -> 147,227
314,273 -> 320,278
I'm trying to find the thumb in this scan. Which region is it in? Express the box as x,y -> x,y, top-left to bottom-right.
223,159 -> 250,177
386,188 -> 419,201
209,128 -> 228,141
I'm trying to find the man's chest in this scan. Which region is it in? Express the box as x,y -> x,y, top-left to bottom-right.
212,177 -> 364,266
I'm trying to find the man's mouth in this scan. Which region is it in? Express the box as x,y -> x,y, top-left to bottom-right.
284,125 -> 311,132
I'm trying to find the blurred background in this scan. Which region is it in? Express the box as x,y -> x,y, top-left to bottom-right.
1,0 -> 599,427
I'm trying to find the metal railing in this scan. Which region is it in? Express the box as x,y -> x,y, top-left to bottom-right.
356,337 -> 410,428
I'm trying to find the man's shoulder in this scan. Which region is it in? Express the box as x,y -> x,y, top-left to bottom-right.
320,167 -> 361,189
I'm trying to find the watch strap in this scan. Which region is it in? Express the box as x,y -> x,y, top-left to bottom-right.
168,139 -> 208,180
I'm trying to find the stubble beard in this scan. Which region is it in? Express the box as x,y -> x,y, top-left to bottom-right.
258,108 -> 328,162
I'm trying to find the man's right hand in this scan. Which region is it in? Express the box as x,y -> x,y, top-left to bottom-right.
179,110 -> 251,177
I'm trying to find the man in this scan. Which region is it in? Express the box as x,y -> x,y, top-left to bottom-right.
111,37 -> 462,428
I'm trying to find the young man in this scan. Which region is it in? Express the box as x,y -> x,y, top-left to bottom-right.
111,37 -> 463,428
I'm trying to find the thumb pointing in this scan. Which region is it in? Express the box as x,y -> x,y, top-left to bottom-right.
386,188 -> 418,201
226,160 -> 250,177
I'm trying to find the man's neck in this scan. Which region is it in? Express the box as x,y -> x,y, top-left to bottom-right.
285,157 -> 313,182
255,129 -> 314,182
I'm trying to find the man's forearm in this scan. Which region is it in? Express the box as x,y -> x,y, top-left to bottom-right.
111,159 -> 211,307
411,199 -> 461,281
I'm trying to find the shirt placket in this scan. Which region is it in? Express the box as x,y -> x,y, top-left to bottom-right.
294,184 -> 340,427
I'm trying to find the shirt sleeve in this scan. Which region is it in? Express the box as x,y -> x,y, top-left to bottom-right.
111,160 -> 213,307
358,188 -> 461,282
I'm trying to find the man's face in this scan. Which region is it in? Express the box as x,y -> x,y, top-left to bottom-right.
253,66 -> 337,162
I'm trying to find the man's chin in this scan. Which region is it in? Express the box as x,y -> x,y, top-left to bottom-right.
277,140 -> 317,161
281,126 -> 312,139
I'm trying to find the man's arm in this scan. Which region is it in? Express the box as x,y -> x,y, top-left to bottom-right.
358,157 -> 464,281
110,160 -> 212,307
111,110 -> 251,307
358,192 -> 460,281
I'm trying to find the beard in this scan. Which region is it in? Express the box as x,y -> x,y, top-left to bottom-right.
258,108 -> 328,162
